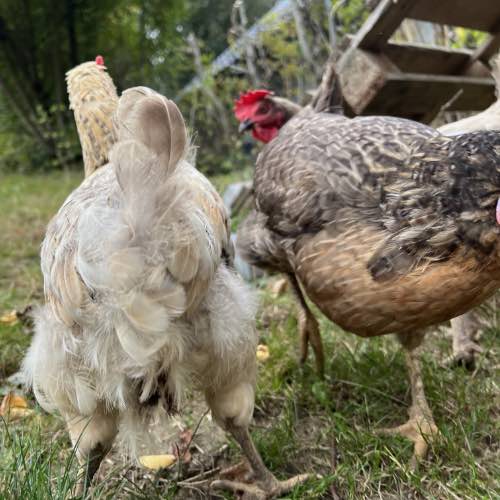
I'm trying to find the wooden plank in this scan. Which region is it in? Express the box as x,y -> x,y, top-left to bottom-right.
339,46 -> 495,119
352,0 -> 415,50
360,73 -> 496,122
408,0 -> 500,32
337,48 -> 397,115
336,0 -> 500,122
471,32 -> 500,65
384,42 -> 472,75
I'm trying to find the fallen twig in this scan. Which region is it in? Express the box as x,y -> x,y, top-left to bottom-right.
329,434 -> 342,500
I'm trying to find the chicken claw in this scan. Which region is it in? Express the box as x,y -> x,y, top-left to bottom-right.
376,412 -> 440,469
214,421 -> 312,499
377,332 -> 441,468
211,473 -> 311,499
446,341 -> 483,370
447,313 -> 483,370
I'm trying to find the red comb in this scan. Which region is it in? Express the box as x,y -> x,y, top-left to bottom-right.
95,55 -> 104,66
235,89 -> 272,107
234,89 -> 272,120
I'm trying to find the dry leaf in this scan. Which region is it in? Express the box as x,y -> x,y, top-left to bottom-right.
0,311 -> 19,326
0,392 -> 33,421
139,454 -> 177,470
256,344 -> 270,362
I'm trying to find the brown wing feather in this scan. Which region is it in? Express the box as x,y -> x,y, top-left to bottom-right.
254,114 -> 437,237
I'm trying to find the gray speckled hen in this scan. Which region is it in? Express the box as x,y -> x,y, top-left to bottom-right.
23,86 -> 309,498
438,53 -> 500,368
235,67 -> 500,464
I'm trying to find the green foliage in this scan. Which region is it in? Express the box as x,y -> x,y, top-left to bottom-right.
335,0 -> 370,37
0,0 -> 185,172
452,27 -> 489,50
0,0 -> 497,175
179,74 -> 257,176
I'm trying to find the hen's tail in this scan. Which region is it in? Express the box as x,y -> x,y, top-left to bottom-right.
311,56 -> 343,115
76,88 -> 199,372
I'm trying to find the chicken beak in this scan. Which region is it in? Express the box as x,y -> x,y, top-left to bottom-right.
239,119 -> 254,133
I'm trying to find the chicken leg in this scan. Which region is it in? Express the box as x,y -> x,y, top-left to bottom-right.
212,420 -> 310,499
207,381 -> 310,499
376,331 -> 439,468
66,407 -> 118,495
449,312 -> 482,369
287,273 -> 325,377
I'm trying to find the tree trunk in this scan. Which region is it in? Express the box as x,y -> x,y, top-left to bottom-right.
237,0 -> 260,86
187,32 -> 230,136
291,0 -> 320,80
66,0 -> 78,67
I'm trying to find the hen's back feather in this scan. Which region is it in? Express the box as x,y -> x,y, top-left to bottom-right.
254,113 -> 500,279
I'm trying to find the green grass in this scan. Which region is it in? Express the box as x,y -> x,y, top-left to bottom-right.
0,171 -> 499,499
0,171 -> 82,378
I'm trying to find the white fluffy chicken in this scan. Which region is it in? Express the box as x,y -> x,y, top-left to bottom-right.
23,79 -> 308,498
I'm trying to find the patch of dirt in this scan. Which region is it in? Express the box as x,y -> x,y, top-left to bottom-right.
99,396 -> 232,498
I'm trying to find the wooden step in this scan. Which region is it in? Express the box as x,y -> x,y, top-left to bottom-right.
339,48 -> 495,122
408,0 -> 500,33
354,0 -> 500,51
363,72 -> 495,122
384,42 -> 481,75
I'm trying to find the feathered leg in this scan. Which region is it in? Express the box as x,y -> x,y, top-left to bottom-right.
288,273 -> 325,377
65,406 -> 118,494
376,331 -> 439,468
449,312 -> 482,369
202,268 -> 312,497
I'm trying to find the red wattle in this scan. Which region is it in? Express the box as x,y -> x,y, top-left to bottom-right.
95,55 -> 104,66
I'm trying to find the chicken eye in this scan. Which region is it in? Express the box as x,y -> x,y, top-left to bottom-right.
258,101 -> 271,114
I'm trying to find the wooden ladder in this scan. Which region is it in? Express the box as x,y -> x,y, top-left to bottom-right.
337,0 -> 500,122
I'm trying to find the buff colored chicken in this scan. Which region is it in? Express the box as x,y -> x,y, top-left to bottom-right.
66,55 -> 118,178
22,61 -> 309,499
234,62 -> 500,465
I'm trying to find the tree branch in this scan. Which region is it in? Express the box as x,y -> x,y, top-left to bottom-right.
187,32 -> 230,136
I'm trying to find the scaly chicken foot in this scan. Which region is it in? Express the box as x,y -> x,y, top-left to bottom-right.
211,421 -> 311,499
287,273 -> 325,377
376,332 -> 440,468
376,408 -> 439,469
